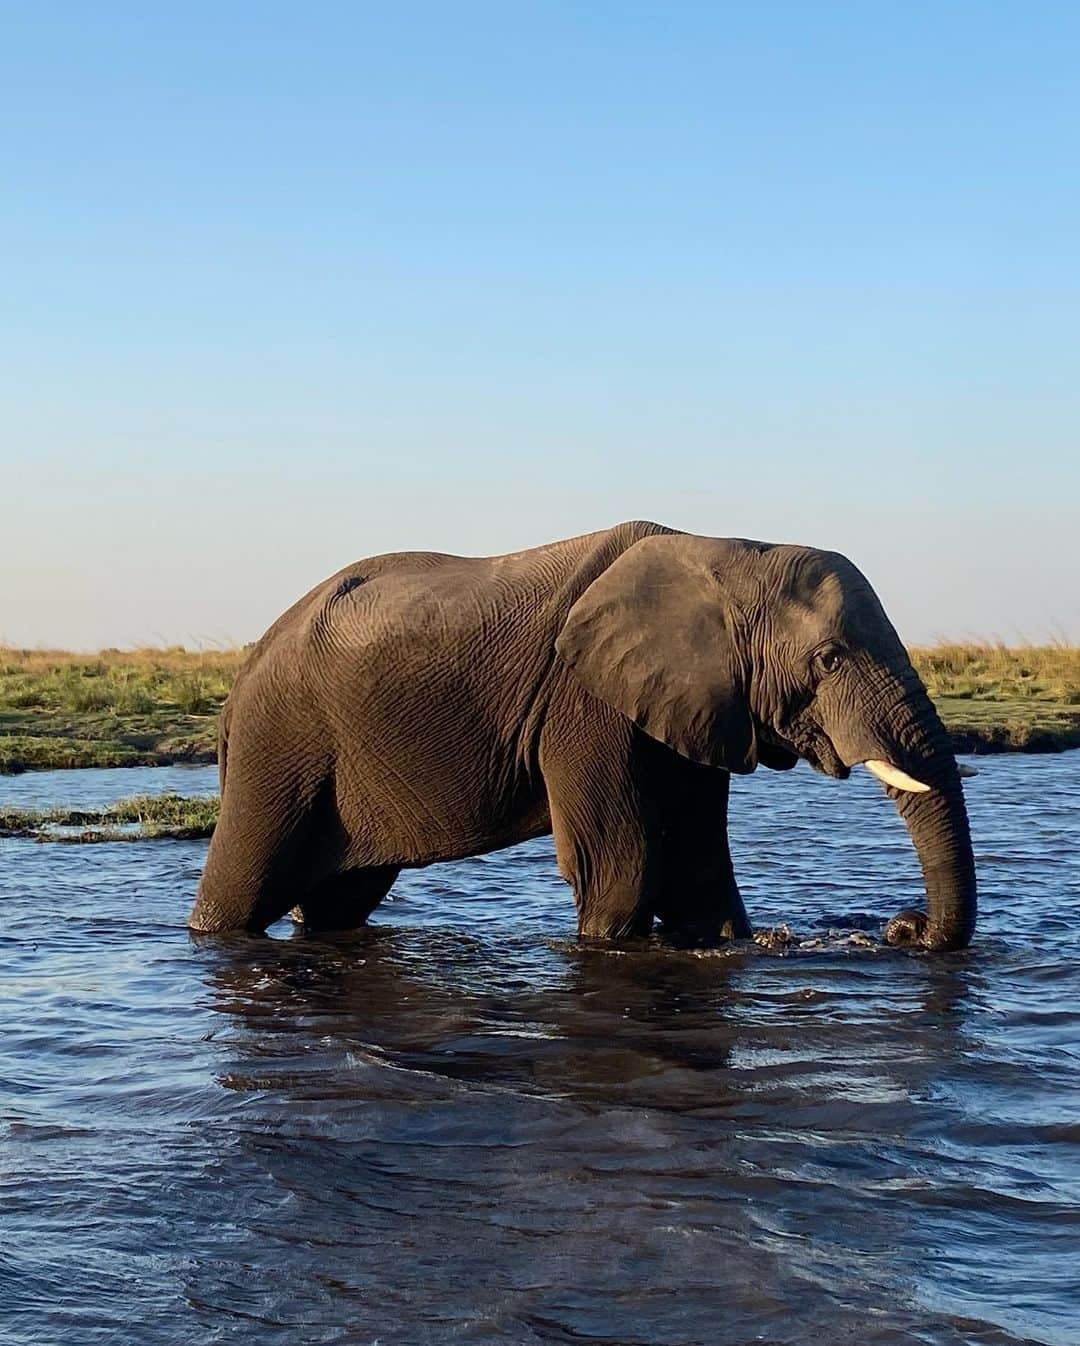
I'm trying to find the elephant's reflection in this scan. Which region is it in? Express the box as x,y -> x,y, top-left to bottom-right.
196,921 -> 976,1112
197,924 -> 759,1109
187,925 -> 983,1346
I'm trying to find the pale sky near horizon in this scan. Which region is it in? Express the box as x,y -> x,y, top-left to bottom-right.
3,4 -> 1078,649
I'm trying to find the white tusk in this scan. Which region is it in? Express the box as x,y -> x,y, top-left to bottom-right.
958,763 -> 979,778
863,759 -> 932,793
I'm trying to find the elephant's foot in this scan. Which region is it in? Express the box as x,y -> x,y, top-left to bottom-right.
188,884 -> 290,934
884,908 -> 929,947
293,866 -> 400,932
657,912 -> 750,948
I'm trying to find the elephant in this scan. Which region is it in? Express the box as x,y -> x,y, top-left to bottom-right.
190,520 -> 976,951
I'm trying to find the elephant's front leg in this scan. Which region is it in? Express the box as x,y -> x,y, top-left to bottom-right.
650,757 -> 751,944
541,717 -> 661,941
550,798 -> 660,940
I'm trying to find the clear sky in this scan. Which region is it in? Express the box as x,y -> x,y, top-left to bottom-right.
3,3 -> 1078,648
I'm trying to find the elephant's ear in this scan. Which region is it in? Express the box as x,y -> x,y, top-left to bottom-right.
555,535 -> 757,772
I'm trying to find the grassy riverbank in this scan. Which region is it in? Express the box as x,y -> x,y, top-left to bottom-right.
1,643 -> 1078,775
910,643 -> 1080,753
0,647 -> 239,773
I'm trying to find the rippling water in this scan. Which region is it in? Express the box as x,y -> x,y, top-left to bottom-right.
2,754 -> 1078,1345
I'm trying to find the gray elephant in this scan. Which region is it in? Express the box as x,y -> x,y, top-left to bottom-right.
190,521 -> 976,950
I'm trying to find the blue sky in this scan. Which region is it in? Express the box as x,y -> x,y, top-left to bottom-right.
3,3 -> 1078,647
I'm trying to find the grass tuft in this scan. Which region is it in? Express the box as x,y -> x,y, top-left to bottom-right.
0,647 -> 241,716
0,793 -> 220,841
908,643 -> 1080,753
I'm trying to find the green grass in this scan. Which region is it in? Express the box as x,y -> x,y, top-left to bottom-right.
0,642 -> 1077,775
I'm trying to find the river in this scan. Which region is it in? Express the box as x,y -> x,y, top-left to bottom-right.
2,753 -> 1077,1344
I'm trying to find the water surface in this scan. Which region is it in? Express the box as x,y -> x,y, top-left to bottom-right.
2,754 -> 1078,1344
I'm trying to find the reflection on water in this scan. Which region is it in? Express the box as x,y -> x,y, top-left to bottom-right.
1,754 -> 1078,1344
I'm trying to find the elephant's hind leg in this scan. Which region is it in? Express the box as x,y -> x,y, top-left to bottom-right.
190,830 -> 299,934
190,763 -> 324,934
293,866 -> 399,932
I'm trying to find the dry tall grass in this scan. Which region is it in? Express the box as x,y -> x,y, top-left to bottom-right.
909,644 -> 1080,705
0,646 -> 244,716
2,642 -> 1078,719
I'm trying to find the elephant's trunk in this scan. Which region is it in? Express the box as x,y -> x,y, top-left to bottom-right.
865,680 -> 977,951
886,765 -> 977,950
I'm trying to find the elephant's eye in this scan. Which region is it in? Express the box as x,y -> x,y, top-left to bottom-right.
817,648 -> 845,675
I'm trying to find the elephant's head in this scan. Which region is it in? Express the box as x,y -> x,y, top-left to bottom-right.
555,532 -> 976,951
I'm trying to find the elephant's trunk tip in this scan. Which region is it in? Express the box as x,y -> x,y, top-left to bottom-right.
884,907 -> 974,952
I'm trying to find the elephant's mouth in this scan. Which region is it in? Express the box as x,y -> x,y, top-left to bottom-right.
759,720 -> 849,780
800,736 -> 849,780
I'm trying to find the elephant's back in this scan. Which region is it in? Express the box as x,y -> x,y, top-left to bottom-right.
293,552 -> 554,863
303,522 -> 679,659
224,551 -> 469,704
225,521 -> 677,713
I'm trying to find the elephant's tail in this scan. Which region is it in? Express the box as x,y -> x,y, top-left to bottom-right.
217,702 -> 231,794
